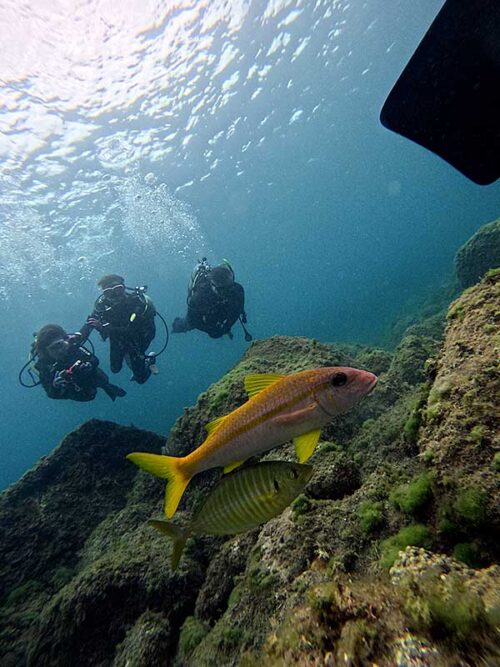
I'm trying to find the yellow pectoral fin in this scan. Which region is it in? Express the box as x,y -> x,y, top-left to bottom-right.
224,460 -> 245,474
294,429 -> 321,463
244,373 -> 286,398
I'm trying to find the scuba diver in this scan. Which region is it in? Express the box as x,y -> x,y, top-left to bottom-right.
30,324 -> 126,402
80,274 -> 158,384
172,259 -> 252,341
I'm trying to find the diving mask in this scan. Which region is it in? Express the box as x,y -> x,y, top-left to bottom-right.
103,284 -> 126,302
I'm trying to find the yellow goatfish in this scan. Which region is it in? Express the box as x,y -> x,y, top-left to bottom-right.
127,367 -> 377,518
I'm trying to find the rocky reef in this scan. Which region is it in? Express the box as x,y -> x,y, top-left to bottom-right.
455,217 -> 500,289
0,271 -> 498,665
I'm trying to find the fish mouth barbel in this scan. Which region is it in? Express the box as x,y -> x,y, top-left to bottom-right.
127,367 -> 377,518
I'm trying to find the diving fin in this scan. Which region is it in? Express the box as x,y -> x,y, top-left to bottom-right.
380,0 -> 500,185
104,384 -> 127,401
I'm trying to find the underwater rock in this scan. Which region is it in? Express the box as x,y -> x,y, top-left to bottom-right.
1,312 -> 497,667
194,532 -> 257,623
419,270 -> 500,563
385,334 -> 438,387
305,449 -> 361,500
0,419 -> 163,600
455,217 -> 500,288
0,420 -> 171,666
113,610 -> 172,667
390,547 -> 499,660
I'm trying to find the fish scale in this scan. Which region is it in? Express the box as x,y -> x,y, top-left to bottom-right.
189,372 -> 327,471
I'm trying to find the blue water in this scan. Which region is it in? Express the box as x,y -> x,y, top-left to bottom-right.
0,0 -> 498,490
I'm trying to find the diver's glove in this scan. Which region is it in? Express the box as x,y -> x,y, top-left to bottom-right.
144,353 -> 159,375
52,369 -> 72,388
70,360 -> 93,380
86,317 -> 101,329
87,316 -> 109,340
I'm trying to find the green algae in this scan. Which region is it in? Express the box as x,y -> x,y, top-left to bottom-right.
485,267 -> 500,279
290,494 -> 312,518
222,625 -> 245,650
447,303 -> 465,321
403,384 -> 431,443
4,579 -> 45,608
356,501 -> 384,534
400,570 -> 496,645
422,449 -> 435,463
437,514 -> 458,538
380,525 -> 431,569
453,489 -> 487,525
249,567 -> 279,593
178,616 -> 210,661
468,424 -> 487,444
389,473 -> 433,516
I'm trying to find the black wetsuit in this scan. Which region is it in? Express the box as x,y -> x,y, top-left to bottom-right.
35,345 -> 117,402
175,272 -> 245,338
81,292 -> 156,384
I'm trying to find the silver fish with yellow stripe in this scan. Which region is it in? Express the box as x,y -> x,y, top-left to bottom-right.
150,460 -> 313,570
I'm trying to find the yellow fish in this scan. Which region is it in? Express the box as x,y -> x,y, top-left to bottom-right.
127,367 -> 377,518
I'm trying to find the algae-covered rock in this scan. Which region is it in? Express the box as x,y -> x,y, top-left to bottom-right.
113,610 -> 172,667
455,218 -> 500,288
419,270 -> 500,563
0,420 -> 163,601
391,547 -> 499,659
0,298 -> 497,667
0,420 -> 167,666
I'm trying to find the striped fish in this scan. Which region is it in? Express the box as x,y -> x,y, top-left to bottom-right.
128,367 -> 377,518
149,460 -> 313,570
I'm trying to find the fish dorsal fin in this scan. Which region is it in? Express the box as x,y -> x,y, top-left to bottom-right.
244,373 -> 286,398
294,429 -> 321,464
224,459 -> 245,474
205,414 -> 228,435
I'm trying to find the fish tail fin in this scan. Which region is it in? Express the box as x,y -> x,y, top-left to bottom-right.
149,519 -> 190,571
126,452 -> 191,517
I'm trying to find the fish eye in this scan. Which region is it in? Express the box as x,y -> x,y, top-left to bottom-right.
273,479 -> 280,493
331,372 -> 347,387
289,469 -> 299,480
